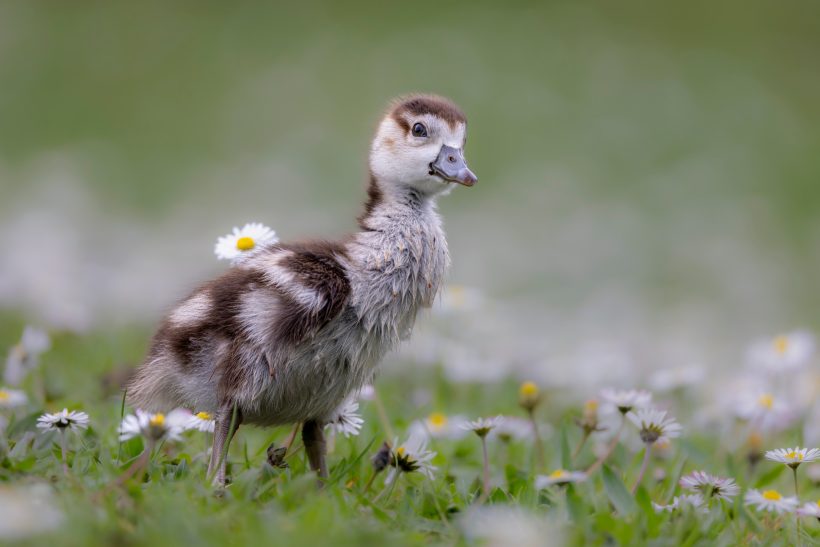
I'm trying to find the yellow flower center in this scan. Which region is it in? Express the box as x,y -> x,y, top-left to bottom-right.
786,451 -> 803,461
396,447 -> 405,456
773,335 -> 789,355
427,412 -> 447,430
549,469 -> 567,479
195,411 -> 212,420
757,393 -> 774,409
0,391 -> 8,401
519,381 -> 539,398
816,499 -> 820,508
236,236 -> 255,251
584,400 -> 598,413
762,490 -> 782,501
149,413 -> 165,427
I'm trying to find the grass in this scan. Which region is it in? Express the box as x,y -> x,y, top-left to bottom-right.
0,320 -> 818,546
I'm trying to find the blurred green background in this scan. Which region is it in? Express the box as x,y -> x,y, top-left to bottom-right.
1,0 -> 819,382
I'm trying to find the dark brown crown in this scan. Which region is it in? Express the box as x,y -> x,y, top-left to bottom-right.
390,94 -> 467,129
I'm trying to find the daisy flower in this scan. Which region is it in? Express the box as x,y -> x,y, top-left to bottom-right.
744,489 -> 798,514
797,500 -> 820,518
765,447 -> 820,469
518,381 -> 541,411
734,389 -> 796,433
4,326 -> 50,386
490,416 -> 535,442
325,399 -> 363,438
386,431 -> 436,484
0,388 -> 27,409
188,411 -> 215,433
679,471 -> 739,501
535,469 -> 587,488
408,412 -> 469,440
748,330 -> 815,374
626,408 -> 682,445
461,416 -> 503,438
36,409 -> 89,433
118,409 -> 189,443
214,222 -> 278,264
600,388 -> 652,415
652,494 -> 706,514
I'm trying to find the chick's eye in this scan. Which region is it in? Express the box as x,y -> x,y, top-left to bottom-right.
411,123 -> 428,138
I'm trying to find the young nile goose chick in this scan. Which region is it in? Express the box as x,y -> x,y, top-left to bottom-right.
126,94 -> 477,484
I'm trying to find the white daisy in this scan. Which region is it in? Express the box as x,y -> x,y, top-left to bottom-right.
0,388 -> 27,409
652,494 -> 706,514
535,469 -> 587,488
518,381 -> 541,411
214,222 -> 278,264
744,489 -> 798,514
600,388 -> 652,415
748,331 -> 815,374
626,408 -> 682,445
187,411 -> 215,433
796,500 -> 820,518
734,389 -> 796,432
679,471 -> 739,501
4,326 -> 50,386
408,412 -> 469,440
386,431 -> 436,484
118,409 -> 189,443
461,416 -> 503,438
490,416 -> 535,442
36,409 -> 89,433
765,447 -> 820,469
325,399 -> 363,438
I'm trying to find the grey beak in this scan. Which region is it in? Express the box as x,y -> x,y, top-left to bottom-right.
429,145 -> 477,187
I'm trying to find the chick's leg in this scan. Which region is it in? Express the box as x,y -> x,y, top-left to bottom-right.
302,419 -> 328,481
208,402 -> 242,486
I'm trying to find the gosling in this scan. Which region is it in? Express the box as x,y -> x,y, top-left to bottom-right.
127,94 -> 477,484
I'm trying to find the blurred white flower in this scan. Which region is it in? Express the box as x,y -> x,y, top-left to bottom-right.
36,409 -> 89,433
187,411 -> 215,433
748,331 -> 815,374
434,285 -> 485,314
744,489 -> 798,514
214,222 -> 278,264
408,412 -> 469,440
461,416 -> 503,438
459,506 -> 562,547
734,389 -> 796,432
358,384 -> 375,401
679,471 -> 739,501
0,484 -> 63,539
490,416 -> 537,442
0,388 -> 27,409
652,494 -> 706,513
600,388 -> 652,415
796,500 -> 820,518
765,447 -> 820,469
626,408 -> 682,445
386,431 -> 436,484
4,326 -> 50,386
325,399 -> 363,438
118,409 -> 189,443
535,469 -> 586,488
648,365 -> 705,392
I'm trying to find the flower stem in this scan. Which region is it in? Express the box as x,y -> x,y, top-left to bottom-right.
631,443 -> 652,494
793,466 -> 802,547
59,429 -> 69,476
527,408 -> 545,470
479,436 -> 491,503
571,430 -> 591,462
586,416 -> 625,474
793,466 -> 799,497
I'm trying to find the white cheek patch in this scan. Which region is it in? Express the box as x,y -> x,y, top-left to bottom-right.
169,292 -> 212,327
441,122 -> 466,149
